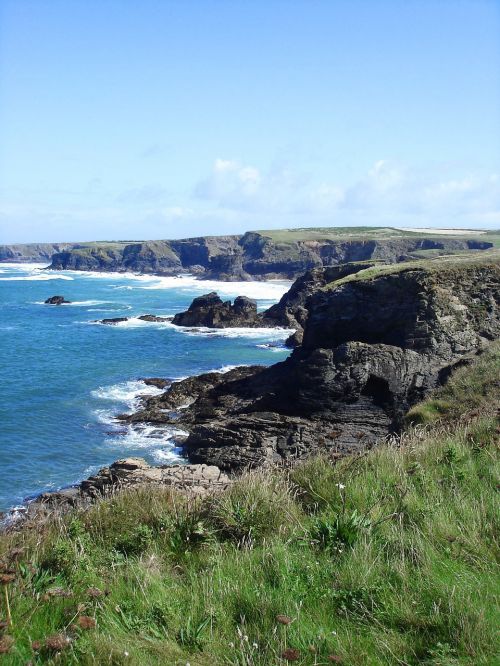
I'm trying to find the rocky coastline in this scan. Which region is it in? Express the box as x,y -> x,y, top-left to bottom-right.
1,228 -> 493,281
4,251 -> 499,527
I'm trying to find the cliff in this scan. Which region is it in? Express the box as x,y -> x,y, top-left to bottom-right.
123,252 -> 500,470
44,228 -> 493,280
0,243 -> 75,263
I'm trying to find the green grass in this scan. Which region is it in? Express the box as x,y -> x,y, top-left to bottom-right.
321,250 -> 500,290
0,347 -> 499,665
255,226 -> 496,244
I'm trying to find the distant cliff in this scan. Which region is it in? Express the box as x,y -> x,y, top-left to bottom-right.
1,228 -> 493,279
0,243 -> 75,263
46,230 -> 492,280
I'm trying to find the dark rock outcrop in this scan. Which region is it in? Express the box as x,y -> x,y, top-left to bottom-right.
137,314 -> 171,323
172,292 -> 262,328
44,295 -> 71,305
142,378 -> 170,389
98,317 -> 129,325
171,263 -> 375,342
125,255 -> 500,471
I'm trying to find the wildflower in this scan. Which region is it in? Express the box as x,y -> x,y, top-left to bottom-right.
229,642 -> 235,648
282,648 -> 300,661
44,633 -> 72,651
0,635 -> 14,654
124,652 -> 129,657
276,614 -> 293,625
6,548 -> 23,562
335,483 -> 346,490
252,642 -> 258,649
77,615 -> 96,630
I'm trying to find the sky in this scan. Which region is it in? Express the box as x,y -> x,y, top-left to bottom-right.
0,0 -> 499,243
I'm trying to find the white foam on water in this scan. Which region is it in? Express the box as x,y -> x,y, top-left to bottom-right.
179,325 -> 293,340
33,299 -> 109,306
0,262 -> 49,269
139,275 -> 292,300
256,343 -> 289,353
91,379 -> 163,406
89,314 -> 294,340
0,274 -> 74,281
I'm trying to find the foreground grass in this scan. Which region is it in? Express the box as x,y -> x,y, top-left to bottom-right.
0,349 -> 499,665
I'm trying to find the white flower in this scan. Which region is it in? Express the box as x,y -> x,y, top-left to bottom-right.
229,642 -> 235,648
336,483 -> 346,490
252,642 -> 258,649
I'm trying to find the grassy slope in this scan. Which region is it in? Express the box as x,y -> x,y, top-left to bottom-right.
0,347 -> 499,665
255,227 -> 497,244
322,250 -> 500,289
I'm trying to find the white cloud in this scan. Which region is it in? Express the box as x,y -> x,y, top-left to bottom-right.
192,158 -> 500,229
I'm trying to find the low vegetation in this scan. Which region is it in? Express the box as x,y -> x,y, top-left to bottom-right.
0,346 -> 499,665
256,226 -> 492,244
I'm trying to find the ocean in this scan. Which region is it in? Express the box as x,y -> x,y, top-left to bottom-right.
0,263 -> 292,511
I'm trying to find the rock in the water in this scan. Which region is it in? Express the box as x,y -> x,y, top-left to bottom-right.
98,317 -> 129,325
45,295 -> 71,305
137,314 -> 171,323
172,292 -> 263,328
142,377 -> 170,389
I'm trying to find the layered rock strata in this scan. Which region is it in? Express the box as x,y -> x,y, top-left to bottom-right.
46,232 -> 493,281
124,256 -> 500,471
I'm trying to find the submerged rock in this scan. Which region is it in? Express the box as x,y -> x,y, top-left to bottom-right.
98,317 -> 129,325
137,314 -> 171,323
44,295 -> 71,305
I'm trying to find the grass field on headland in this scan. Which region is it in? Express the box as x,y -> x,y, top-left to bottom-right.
0,344 -> 499,665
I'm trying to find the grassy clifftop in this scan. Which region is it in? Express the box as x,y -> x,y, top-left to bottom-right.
0,344 -> 499,664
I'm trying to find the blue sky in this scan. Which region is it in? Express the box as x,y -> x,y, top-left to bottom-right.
1,0 -> 499,243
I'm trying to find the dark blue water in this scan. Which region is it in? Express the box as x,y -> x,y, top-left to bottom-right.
0,263 -> 291,510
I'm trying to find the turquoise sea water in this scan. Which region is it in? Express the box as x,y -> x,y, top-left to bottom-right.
0,263 -> 292,511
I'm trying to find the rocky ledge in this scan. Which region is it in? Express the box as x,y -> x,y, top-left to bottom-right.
123,254 -> 500,472
7,459 -> 231,525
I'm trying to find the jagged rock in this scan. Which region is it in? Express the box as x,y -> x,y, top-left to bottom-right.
172,292 -> 262,328
44,295 -> 71,305
172,264 -> 378,337
126,256 -> 500,472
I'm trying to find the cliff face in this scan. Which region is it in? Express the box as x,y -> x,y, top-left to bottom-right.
124,254 -> 500,470
45,232 -> 493,280
0,243 -> 75,263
